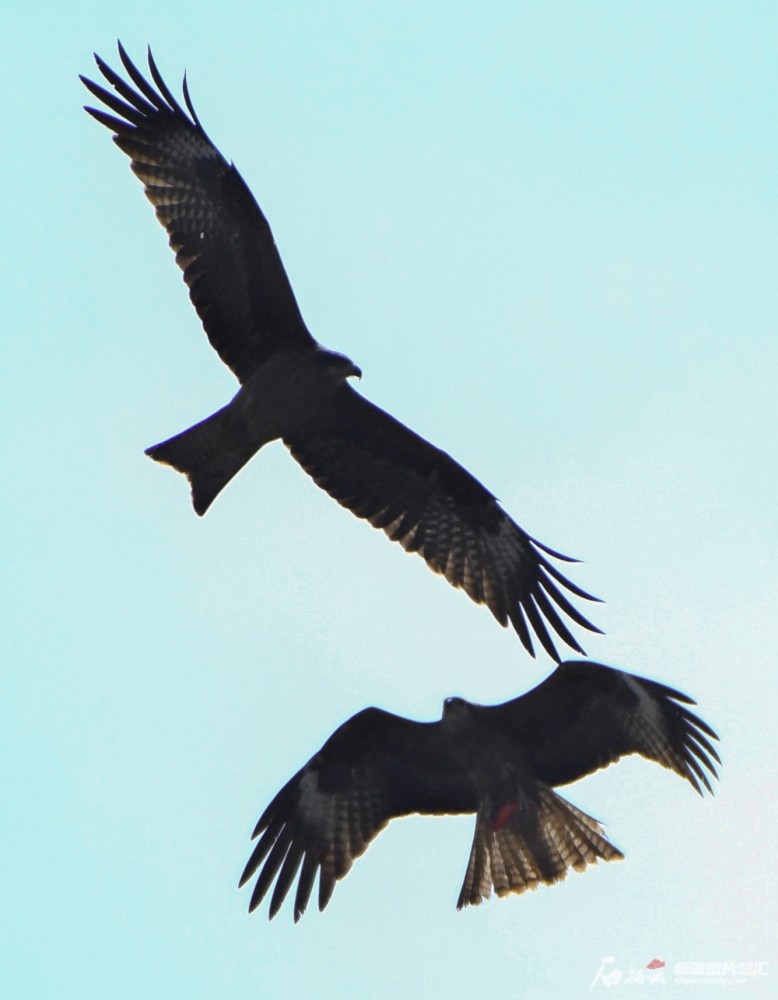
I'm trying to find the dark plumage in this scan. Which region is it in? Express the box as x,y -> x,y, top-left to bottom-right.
81,44 -> 601,662
239,661 -> 719,920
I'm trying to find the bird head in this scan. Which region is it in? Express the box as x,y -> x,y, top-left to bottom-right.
315,348 -> 362,383
442,696 -> 473,729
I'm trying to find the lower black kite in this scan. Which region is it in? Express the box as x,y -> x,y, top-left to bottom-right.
81,45 -> 601,662
240,661 -> 719,921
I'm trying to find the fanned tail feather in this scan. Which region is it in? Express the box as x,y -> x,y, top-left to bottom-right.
145,403 -> 260,515
457,785 -> 623,909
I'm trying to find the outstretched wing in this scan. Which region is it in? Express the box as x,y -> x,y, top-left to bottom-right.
81,44 -> 315,381
240,708 -> 476,921
286,386 -> 601,662
487,660 -> 720,793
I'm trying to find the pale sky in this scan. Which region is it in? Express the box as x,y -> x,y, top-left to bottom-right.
4,3 -> 777,998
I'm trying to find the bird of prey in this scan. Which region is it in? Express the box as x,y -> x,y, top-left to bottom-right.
239,661 -> 719,921
81,45 -> 600,662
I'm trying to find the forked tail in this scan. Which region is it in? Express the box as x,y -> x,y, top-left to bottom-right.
457,785 -> 623,908
145,404 -> 260,515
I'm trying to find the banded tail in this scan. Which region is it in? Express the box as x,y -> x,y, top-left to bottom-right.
457,785 -> 623,908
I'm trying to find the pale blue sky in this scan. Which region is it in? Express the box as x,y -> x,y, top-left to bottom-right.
4,3 -> 777,998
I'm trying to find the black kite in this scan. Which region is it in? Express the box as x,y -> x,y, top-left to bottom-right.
240,661 -> 718,920
82,45 -> 601,662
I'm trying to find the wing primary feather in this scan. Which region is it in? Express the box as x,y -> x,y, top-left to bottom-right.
115,42 -> 171,112
528,536 -> 582,563
269,842 -> 305,919
530,585 -> 585,653
294,853 -> 319,922
520,594 -> 562,663
681,742 -> 717,794
82,105 -> 132,133
146,46 -> 190,120
508,604 -> 537,659
250,812 -> 274,842
250,791 -> 285,839
536,552 -> 603,603
80,76 -> 148,127
250,827 -> 294,913
181,72 -> 202,127
679,760 -> 704,796
92,54 -> 160,116
537,570 -> 604,633
683,724 -> 721,766
641,678 -> 699,705
318,864 -> 337,913
677,705 -> 720,744
240,823 -> 282,887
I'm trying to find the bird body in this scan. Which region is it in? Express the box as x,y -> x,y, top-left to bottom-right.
82,44 -> 602,661
239,661 -> 719,920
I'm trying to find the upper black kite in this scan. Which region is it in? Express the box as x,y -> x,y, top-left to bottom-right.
239,660 -> 719,920
82,45 -> 601,662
